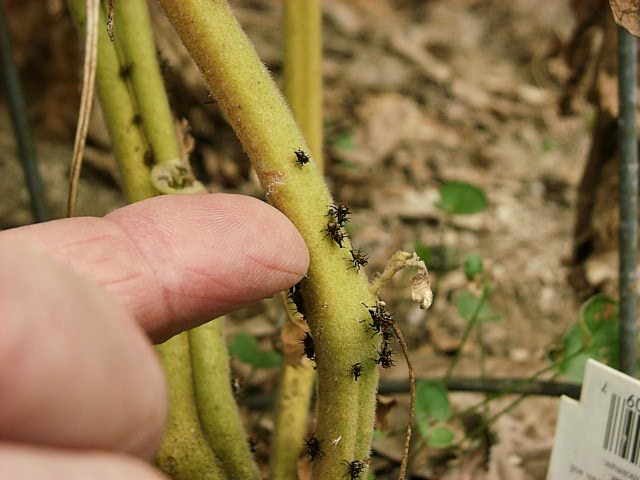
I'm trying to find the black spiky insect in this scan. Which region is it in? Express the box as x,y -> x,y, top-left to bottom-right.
350,362 -> 363,381
303,435 -> 324,461
288,281 -> 306,318
362,302 -> 395,340
301,332 -> 315,361
374,343 -> 395,369
328,203 -> 351,226
325,220 -> 347,248
294,149 -> 310,167
349,248 -> 369,271
342,459 -> 365,479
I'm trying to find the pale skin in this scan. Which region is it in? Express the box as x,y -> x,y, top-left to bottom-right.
0,193 -> 310,479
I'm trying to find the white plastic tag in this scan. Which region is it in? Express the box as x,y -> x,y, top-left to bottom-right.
548,359 -> 640,480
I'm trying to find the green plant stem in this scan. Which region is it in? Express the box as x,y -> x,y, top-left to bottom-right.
155,2 -> 379,478
112,0 -> 180,164
271,2 -> 322,476
156,334 -> 227,480
443,286 -> 490,380
283,0 -> 323,169
270,362 -> 316,480
190,320 -> 260,480
67,0 -> 158,203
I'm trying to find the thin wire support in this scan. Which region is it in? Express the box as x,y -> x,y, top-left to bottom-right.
617,25 -> 638,377
0,3 -> 48,223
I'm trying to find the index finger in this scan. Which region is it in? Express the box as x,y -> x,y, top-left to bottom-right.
0,194 -> 309,342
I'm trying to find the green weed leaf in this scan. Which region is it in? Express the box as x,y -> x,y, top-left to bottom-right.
427,427 -> 455,448
464,253 -> 484,281
556,295 -> 619,382
436,181 -> 488,215
416,380 -> 452,422
455,290 -> 501,323
228,333 -> 281,369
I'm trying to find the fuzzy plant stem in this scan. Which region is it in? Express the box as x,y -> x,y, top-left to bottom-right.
283,0 -> 323,169
189,320 -> 260,480
67,0 -> 158,202
156,1 -> 380,478
112,0 -> 180,164
156,335 -> 227,480
270,1 -> 323,477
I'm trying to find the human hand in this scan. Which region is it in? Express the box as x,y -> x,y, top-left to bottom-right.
0,193 -> 309,479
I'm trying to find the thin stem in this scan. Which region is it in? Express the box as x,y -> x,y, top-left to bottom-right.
617,25 -> 638,377
392,325 -> 415,480
444,286 -> 490,380
0,2 -> 48,222
67,0 -> 99,217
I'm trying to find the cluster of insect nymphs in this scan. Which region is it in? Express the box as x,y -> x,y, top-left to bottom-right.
325,202 -> 350,248
364,301 -> 397,369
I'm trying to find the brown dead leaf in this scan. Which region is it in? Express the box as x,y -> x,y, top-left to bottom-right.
280,320 -> 307,366
375,395 -> 398,431
609,0 -> 640,36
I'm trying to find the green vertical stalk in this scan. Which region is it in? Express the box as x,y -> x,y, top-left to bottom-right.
271,1 -> 323,477
190,320 -> 260,480
67,0 -> 158,202
283,0 -> 323,169
156,2 -> 379,478
156,335 -> 227,480
112,0 -> 180,164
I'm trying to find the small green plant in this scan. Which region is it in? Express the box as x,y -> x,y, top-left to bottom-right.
553,294 -> 624,382
435,181 -> 488,215
228,333 -> 282,370
415,380 -> 454,448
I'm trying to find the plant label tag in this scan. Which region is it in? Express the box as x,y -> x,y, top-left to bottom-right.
547,359 -> 640,480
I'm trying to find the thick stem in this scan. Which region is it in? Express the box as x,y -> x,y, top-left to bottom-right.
156,2 -> 379,478
190,320 -> 260,480
112,0 -> 180,164
156,335 -> 227,480
271,1 -> 322,476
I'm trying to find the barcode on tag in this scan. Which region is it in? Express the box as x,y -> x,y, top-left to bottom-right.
548,360 -> 640,479
603,393 -> 640,464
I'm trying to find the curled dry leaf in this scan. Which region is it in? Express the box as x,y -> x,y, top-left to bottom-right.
609,0 -> 640,37
370,251 -> 433,310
